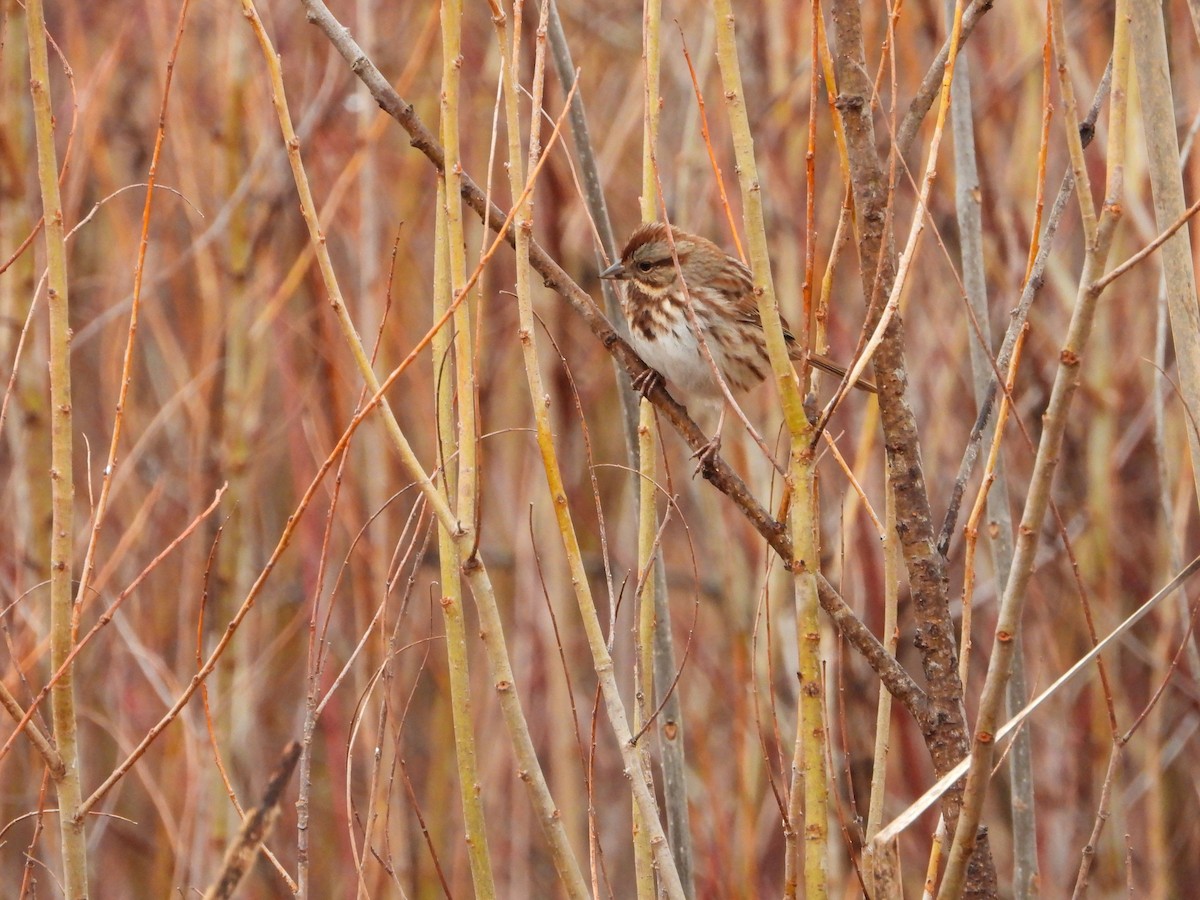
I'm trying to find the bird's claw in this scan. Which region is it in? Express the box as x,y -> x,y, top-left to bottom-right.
631,368 -> 663,398
690,434 -> 721,478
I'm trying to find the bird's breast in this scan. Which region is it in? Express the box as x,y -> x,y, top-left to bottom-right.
622,286 -> 769,398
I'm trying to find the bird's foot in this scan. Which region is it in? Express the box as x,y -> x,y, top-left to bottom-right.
690,433 -> 721,478
631,367 -> 663,398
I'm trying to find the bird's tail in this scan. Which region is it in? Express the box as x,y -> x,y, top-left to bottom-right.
805,351 -> 879,394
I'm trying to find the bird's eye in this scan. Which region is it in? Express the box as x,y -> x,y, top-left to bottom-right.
637,261 -> 653,273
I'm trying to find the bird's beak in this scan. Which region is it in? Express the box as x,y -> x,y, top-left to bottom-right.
599,261 -> 626,280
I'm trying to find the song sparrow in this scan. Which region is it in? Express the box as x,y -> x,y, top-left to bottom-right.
601,222 -> 874,459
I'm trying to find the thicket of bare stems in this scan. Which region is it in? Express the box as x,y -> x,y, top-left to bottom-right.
4,0 -> 1200,896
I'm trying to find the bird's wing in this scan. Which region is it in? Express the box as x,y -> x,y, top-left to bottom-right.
720,256 -> 878,393
718,257 -> 802,348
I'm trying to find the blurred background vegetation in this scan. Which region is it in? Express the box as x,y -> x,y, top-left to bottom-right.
3,0 -> 1200,896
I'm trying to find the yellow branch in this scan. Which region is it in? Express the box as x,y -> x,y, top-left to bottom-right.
712,2 -> 827,896
25,0 -> 88,894
431,177 -> 496,898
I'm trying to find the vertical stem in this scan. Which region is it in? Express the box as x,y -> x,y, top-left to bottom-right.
862,486 -> 901,893
355,0 -> 381,336
433,182 -> 458,522
826,0 -> 998,887
944,3 -> 1039,891
217,19 -> 252,872
25,0 -> 87,895
939,3 -> 1129,891
710,0 -> 810,436
1129,0 -> 1200,500
440,0 -> 477,539
1048,0 -> 1098,246
648,557 -> 695,897
711,2 -> 826,897
640,0 -> 661,223
432,180 -> 497,898
785,460 -> 829,900
801,0 -> 820,356
633,1 -> 663,894
435,8 -> 497,891
437,79 -> 488,867
633,403 -> 659,899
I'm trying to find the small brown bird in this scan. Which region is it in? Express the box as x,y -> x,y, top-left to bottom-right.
601,222 -> 874,457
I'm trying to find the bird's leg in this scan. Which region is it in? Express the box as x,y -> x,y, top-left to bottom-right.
690,404 -> 726,477
631,366 -> 663,398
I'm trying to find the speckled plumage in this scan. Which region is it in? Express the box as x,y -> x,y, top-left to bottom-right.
606,222 -> 813,402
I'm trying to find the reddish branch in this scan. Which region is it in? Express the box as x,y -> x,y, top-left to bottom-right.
828,0 -> 997,893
